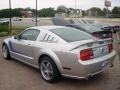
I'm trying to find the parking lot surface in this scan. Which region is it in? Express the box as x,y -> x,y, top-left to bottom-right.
0,37 -> 120,90
11,18 -> 120,27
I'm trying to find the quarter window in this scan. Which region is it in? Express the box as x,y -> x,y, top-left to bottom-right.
41,33 -> 57,42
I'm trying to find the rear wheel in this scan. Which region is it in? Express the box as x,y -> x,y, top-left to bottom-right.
39,57 -> 60,83
2,44 -> 11,60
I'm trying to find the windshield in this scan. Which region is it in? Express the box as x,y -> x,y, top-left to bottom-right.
50,27 -> 94,42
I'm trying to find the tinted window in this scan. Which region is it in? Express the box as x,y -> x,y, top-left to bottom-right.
50,27 -> 94,42
20,29 -> 40,41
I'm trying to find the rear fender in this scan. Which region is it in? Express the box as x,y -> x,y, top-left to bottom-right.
36,48 -> 63,72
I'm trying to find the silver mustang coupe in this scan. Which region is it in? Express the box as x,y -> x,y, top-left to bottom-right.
2,26 -> 116,82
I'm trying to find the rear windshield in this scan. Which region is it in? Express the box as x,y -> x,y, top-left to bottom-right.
50,27 -> 94,42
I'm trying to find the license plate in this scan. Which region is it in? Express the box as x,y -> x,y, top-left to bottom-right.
101,61 -> 111,70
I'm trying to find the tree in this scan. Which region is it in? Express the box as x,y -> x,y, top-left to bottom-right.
0,9 -> 10,18
31,9 -> 36,16
111,7 -> 120,14
12,8 -> 22,17
111,7 -> 120,18
38,8 -> 56,17
103,8 -> 107,16
82,10 -> 86,16
56,5 -> 67,13
0,8 -> 22,18
66,8 -> 74,17
24,7 -> 31,11
87,7 -> 103,16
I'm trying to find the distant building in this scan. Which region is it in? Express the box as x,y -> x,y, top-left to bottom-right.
69,9 -> 82,18
86,10 -> 98,16
55,9 -> 82,18
21,11 -> 33,18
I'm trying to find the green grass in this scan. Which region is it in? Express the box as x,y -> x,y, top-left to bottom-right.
0,26 -> 28,37
12,26 -> 28,31
11,26 -> 28,35
0,32 -> 8,37
0,24 -> 9,33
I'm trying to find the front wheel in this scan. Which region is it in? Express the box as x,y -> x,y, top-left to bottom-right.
2,44 -> 11,60
39,57 -> 60,83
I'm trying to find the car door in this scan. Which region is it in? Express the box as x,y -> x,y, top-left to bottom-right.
11,29 -> 40,64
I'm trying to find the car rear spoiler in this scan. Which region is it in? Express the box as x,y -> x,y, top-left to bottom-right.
69,38 -> 112,51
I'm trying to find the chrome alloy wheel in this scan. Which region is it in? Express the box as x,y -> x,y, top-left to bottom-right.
40,60 -> 54,80
2,45 -> 8,58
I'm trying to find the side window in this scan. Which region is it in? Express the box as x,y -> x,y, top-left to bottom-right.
20,29 -> 40,41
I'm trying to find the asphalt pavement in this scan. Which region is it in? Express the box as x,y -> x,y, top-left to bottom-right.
11,18 -> 120,28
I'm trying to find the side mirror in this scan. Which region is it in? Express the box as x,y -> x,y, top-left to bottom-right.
14,36 -> 17,39
14,35 -> 20,40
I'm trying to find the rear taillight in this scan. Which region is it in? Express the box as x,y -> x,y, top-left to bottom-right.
108,44 -> 113,53
80,48 -> 93,61
109,32 -> 113,38
92,33 -> 100,39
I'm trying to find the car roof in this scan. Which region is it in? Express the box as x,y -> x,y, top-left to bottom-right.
30,25 -> 68,31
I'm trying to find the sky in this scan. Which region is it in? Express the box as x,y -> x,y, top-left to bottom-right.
0,0 -> 120,10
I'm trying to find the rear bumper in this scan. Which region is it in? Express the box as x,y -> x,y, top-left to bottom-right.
62,64 -> 113,79
62,50 -> 116,79
82,58 -> 114,78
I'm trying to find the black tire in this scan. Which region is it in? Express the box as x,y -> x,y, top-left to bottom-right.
39,57 -> 60,83
2,44 -> 11,60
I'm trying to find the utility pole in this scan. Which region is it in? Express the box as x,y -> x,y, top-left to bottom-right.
9,0 -> 12,34
36,0 -> 38,26
75,0 -> 77,18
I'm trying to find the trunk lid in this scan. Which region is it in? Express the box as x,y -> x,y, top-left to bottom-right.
69,39 -> 113,59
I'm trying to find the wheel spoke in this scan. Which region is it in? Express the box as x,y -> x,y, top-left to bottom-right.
46,71 -> 50,78
41,60 -> 54,80
46,63 -> 50,70
41,63 -> 46,69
